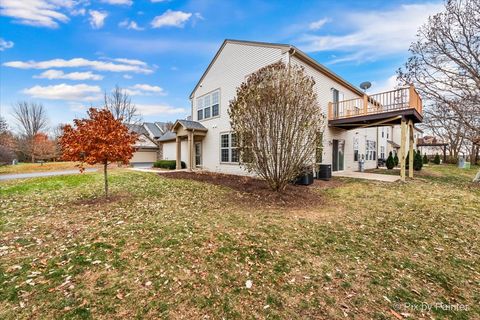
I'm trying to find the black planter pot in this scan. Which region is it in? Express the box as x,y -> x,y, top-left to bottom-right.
294,172 -> 314,185
316,164 -> 332,181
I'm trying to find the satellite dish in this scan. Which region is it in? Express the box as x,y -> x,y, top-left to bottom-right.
360,81 -> 372,92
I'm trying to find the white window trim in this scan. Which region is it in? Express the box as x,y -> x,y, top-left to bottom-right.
219,132 -> 239,164
196,88 -> 221,122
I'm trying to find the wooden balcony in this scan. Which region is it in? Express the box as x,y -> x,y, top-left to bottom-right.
328,85 -> 423,129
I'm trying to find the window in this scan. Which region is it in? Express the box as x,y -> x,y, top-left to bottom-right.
380,146 -> 385,159
196,89 -> 220,121
353,136 -> 359,161
382,128 -> 384,138
220,133 -> 238,163
366,140 -> 377,161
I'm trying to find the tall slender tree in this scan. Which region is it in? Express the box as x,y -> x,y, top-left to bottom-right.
104,85 -> 141,124
229,62 -> 324,191
11,102 -> 49,162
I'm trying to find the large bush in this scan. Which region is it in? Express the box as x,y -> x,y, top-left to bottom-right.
414,150 -> 423,171
386,152 -> 395,169
229,62 -> 324,191
393,153 -> 399,167
153,160 -> 186,170
433,153 -> 441,164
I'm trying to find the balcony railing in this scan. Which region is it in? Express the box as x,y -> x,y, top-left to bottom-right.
328,85 -> 422,120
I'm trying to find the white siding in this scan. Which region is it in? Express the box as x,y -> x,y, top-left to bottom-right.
191,41 -> 386,174
191,42 -> 286,175
162,140 -> 188,164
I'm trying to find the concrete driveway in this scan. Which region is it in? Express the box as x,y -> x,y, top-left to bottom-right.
0,168 -> 98,181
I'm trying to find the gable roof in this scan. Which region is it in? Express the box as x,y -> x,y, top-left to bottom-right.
189,39 -> 364,99
158,131 -> 176,142
154,122 -> 170,133
127,123 -> 149,136
143,122 -> 163,138
173,119 -> 207,131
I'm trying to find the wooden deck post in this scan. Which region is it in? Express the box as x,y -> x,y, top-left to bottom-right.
409,120 -> 414,178
175,136 -> 181,170
400,117 -> 406,181
363,94 -> 368,115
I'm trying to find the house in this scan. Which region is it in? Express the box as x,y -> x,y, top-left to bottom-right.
128,122 -> 171,167
160,39 -> 423,178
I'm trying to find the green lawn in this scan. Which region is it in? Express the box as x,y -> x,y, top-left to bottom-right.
0,162 -> 97,175
0,165 -> 479,319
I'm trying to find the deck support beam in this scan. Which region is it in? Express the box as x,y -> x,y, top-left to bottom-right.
408,120 -> 414,178
400,117 -> 407,181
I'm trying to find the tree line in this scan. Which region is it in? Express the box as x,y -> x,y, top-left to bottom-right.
0,86 -> 140,165
398,0 -> 480,165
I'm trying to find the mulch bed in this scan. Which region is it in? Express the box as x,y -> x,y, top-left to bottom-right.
160,171 -> 342,209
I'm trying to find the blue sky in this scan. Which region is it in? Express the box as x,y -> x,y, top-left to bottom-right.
0,0 -> 443,128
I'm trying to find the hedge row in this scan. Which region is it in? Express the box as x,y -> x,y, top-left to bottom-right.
153,160 -> 186,169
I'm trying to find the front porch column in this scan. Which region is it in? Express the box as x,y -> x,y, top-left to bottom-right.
400,117 -> 406,181
408,120 -> 414,178
176,136 -> 181,169
187,131 -> 194,171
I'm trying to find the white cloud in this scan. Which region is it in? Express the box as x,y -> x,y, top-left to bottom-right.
131,84 -> 163,92
89,10 -> 108,29
136,104 -> 185,115
0,0 -> 77,28
308,18 -> 330,30
125,84 -> 165,96
23,83 -> 102,101
113,58 -> 147,66
3,57 -> 153,74
119,19 -> 143,30
100,0 -> 132,5
371,75 -> 401,93
150,0 -> 168,2
34,70 -> 104,81
123,74 -> 132,79
0,38 -> 14,51
70,8 -> 86,16
298,3 -> 443,64
151,10 -> 192,28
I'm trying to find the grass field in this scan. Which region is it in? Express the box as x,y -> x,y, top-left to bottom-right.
0,162 -> 97,175
0,165 -> 479,319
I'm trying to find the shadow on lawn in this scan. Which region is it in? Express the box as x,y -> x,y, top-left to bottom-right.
160,171 -> 342,209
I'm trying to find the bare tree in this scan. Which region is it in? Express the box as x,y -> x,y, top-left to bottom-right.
398,0 -> 480,179
104,85 -> 141,124
398,0 -> 480,140
229,62 -> 324,191
422,102 -> 465,161
11,102 -> 49,162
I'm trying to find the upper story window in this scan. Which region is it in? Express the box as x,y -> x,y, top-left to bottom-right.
196,90 -> 220,121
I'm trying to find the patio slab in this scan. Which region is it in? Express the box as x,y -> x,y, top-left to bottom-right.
332,171 -> 400,182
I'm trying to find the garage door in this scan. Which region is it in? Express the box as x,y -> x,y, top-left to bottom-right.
131,150 -> 157,167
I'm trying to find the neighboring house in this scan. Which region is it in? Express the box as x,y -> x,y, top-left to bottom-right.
161,39 -> 423,176
128,122 -> 171,167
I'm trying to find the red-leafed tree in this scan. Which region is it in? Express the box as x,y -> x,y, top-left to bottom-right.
59,108 -> 138,197
32,133 -> 56,161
